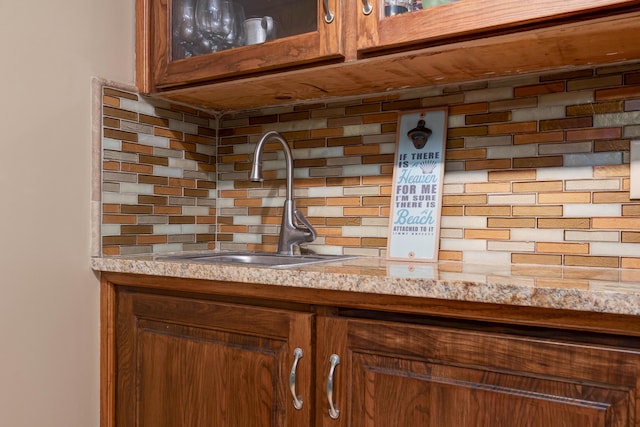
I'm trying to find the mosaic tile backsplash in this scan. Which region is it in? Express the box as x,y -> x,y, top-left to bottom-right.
101,62 -> 640,268
101,88 -> 218,255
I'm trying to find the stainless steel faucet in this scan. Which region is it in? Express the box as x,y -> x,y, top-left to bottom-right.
250,131 -> 317,255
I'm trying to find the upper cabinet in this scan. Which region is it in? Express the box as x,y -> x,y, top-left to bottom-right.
357,0 -> 640,54
137,0 -> 640,111
137,0 -> 343,91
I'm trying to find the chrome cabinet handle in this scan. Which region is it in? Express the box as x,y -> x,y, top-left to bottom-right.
327,354 -> 341,419
362,0 -> 373,15
289,348 -> 304,410
323,0 -> 335,23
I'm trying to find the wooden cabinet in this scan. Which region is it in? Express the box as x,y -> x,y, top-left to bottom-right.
104,275 -> 640,426
356,0 -> 639,54
137,0 -> 343,93
115,290 -> 313,426
138,0 -> 640,110
317,315 -> 640,426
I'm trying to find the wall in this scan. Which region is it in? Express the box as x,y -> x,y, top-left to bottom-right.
101,62 -> 640,269
0,1 -> 134,426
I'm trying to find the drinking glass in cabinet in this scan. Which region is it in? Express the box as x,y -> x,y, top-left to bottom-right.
243,16 -> 276,45
195,0 -> 245,52
172,0 -> 199,59
382,0 -> 458,17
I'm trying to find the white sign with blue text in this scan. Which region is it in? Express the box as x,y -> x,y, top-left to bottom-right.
387,108 -> 447,262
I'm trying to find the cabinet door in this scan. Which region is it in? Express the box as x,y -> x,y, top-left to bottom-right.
138,0 -> 343,92
356,0 -> 639,54
116,291 -> 313,427
317,316 -> 640,426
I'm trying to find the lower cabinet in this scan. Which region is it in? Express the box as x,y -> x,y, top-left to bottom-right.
317,316 -> 640,426
113,286 -> 640,427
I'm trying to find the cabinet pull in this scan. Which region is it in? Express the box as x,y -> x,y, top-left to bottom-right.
323,0 -> 335,23
289,348 -> 304,410
361,0 -> 373,15
327,354 -> 341,419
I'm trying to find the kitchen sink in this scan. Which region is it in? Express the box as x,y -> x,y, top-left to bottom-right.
156,251 -> 358,268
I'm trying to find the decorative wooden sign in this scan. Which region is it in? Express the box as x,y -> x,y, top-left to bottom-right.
387,108 -> 448,262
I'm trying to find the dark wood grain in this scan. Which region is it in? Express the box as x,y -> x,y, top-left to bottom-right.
325,316 -> 638,426
114,290 -> 313,426
100,280 -> 116,427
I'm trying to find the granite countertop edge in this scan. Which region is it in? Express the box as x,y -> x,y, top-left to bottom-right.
90,255 -> 640,317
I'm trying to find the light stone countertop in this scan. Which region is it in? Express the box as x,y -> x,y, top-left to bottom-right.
91,253 -> 640,316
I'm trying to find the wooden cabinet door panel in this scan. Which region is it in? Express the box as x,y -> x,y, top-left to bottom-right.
318,316 -> 640,427
138,319 -> 283,426
351,353 -> 629,427
116,291 -> 313,427
356,0 -> 640,54
141,0 -> 344,91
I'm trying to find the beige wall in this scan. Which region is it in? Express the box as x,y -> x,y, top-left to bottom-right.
0,1 -> 134,425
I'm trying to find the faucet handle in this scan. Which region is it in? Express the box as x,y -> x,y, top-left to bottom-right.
294,209 -> 317,241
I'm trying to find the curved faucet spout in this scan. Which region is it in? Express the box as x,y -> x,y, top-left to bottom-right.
250,131 -> 316,255
250,131 -> 294,202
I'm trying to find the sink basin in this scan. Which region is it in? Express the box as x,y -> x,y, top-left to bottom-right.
156,251 -> 357,268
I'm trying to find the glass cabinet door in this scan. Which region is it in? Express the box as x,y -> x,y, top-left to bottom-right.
356,0 -> 462,55
357,0 -> 638,56
141,0 -> 342,92
171,0 -> 318,60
